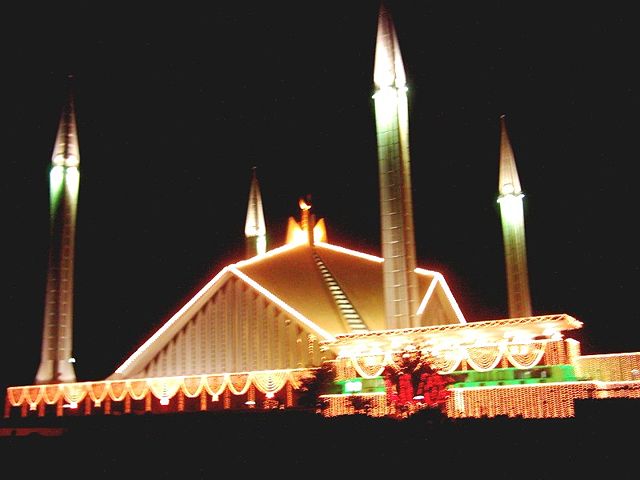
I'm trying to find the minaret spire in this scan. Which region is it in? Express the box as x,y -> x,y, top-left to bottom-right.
35,76 -> 80,384
299,195 -> 315,246
373,2 -> 420,329
244,167 -> 267,258
497,115 -> 532,318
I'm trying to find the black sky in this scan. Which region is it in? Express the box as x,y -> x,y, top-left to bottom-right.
2,2 -> 638,389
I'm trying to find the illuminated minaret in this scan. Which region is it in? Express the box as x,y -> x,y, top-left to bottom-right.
35,81 -> 80,384
244,167 -> 266,258
372,3 -> 420,329
497,115 -> 532,318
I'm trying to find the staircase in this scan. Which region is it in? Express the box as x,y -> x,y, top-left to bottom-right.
312,249 -> 368,332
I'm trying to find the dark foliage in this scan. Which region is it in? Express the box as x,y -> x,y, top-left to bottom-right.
296,362 -> 337,409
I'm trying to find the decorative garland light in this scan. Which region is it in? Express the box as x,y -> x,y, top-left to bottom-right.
505,342 -> 545,369
4,369 -> 308,418
7,352 -> 640,420
350,352 -> 391,379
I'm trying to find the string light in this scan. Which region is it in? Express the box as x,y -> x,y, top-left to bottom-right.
7,344 -> 640,420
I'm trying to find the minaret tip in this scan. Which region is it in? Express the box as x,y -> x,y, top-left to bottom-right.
51,80 -> 80,168
298,195 -> 315,246
245,167 -> 267,257
498,115 -> 523,196
299,194 -> 312,210
65,74 -> 76,97
374,0 -> 406,89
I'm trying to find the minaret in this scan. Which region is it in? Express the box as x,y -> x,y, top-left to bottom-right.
35,79 -> 80,384
373,3 -> 420,329
497,115 -> 532,318
244,167 -> 266,258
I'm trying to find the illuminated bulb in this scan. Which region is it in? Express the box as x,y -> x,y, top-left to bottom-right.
245,400 -> 256,406
211,394 -> 219,402
266,392 -> 274,398
413,395 -> 424,401
160,398 -> 169,405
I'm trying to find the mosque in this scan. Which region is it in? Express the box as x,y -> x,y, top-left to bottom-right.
4,3 -> 640,421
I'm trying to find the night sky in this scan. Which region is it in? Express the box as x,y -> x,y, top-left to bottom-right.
2,2 -> 637,389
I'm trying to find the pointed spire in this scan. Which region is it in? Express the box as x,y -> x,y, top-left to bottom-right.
244,167 -> 266,257
299,195 -> 315,246
51,75 -> 80,168
498,115 -> 522,196
374,2 -> 406,89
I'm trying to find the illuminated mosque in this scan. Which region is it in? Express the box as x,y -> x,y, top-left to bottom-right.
5,3 -> 640,421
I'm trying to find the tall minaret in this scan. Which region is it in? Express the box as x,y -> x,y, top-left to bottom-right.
373,2 -> 420,330
35,79 -> 80,384
244,167 -> 266,258
497,115 -> 532,318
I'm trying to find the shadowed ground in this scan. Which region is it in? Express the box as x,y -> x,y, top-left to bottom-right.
1,398 -> 637,478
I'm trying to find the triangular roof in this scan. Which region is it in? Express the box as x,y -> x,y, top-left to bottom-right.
111,240 -> 466,379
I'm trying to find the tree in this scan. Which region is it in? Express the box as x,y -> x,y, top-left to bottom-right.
383,349 -> 454,418
296,362 -> 337,410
